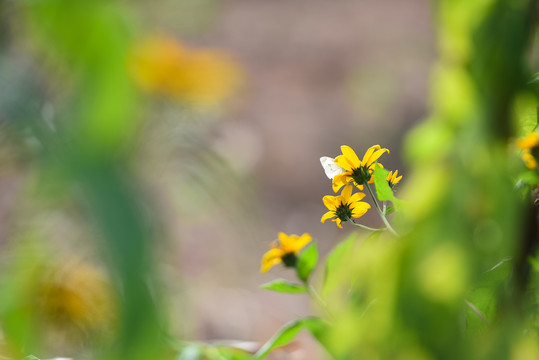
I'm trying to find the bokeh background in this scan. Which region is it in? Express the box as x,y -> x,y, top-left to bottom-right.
0,0 -> 436,359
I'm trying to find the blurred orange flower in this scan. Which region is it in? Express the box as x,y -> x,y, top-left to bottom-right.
129,35 -> 241,105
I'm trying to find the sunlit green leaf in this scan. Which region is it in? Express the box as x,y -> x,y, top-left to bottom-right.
296,242 -> 318,282
373,166 -> 393,201
254,320 -> 304,360
260,280 -> 307,294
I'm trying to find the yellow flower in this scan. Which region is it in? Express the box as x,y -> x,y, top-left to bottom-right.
321,185 -> 371,228
332,145 -> 389,192
35,258 -> 116,337
517,132 -> 539,150
386,170 -> 403,188
261,233 -> 312,273
129,35 -> 241,105
517,132 -> 539,170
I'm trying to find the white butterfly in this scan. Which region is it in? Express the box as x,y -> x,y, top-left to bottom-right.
320,156 -> 345,179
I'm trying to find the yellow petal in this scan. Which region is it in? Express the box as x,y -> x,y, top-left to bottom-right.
260,248 -> 285,273
278,232 -> 289,245
361,145 -> 380,166
349,191 -> 366,203
517,132 -> 539,150
321,211 -> 335,223
523,152 -> 538,170
292,233 -> 312,253
350,202 -> 371,218
340,184 -> 353,201
340,145 -> 361,169
335,218 -> 343,228
332,173 -> 350,193
334,155 -> 354,172
323,195 -> 337,210
364,147 -> 389,167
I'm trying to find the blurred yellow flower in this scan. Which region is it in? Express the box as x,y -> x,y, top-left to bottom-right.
517,132 -> 539,170
129,35 -> 241,105
261,233 -> 312,273
386,170 -> 403,188
35,259 -> 115,336
321,184 -> 371,228
332,145 -> 389,192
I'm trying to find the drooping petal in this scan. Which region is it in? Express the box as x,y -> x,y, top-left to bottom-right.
323,195 -> 338,210
350,202 -> 371,218
340,145 -> 361,168
292,233 -> 312,253
334,218 -> 343,228
361,145 -> 381,166
349,191 -> 366,203
321,211 -> 335,223
260,248 -> 285,273
364,147 -> 389,167
332,173 -> 350,193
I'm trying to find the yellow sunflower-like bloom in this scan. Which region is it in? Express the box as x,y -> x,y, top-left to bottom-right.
517,132 -> 539,170
321,185 -> 371,228
386,170 -> 403,188
332,145 -> 389,192
261,233 -> 312,273
129,35 -> 241,105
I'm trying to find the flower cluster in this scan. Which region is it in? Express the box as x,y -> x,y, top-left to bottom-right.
320,145 -> 402,228
260,144 -> 402,274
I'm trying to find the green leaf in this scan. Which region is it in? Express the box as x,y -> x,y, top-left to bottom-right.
373,166 -> 403,211
296,242 -> 318,282
373,165 -> 393,201
384,205 -> 395,215
302,317 -> 336,358
254,320 -> 304,359
260,279 -> 307,294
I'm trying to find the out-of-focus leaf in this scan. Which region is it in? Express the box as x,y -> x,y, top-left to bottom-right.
296,242 -> 318,282
384,205 -> 395,216
177,344 -> 203,360
322,233 -> 357,297
466,258 -> 512,330
215,347 -> 254,360
260,280 -> 307,294
302,317 -> 336,358
254,320 -> 303,360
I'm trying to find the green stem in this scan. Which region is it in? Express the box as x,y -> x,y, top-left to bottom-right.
347,219 -> 384,232
365,182 -> 399,237
307,284 -> 334,320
